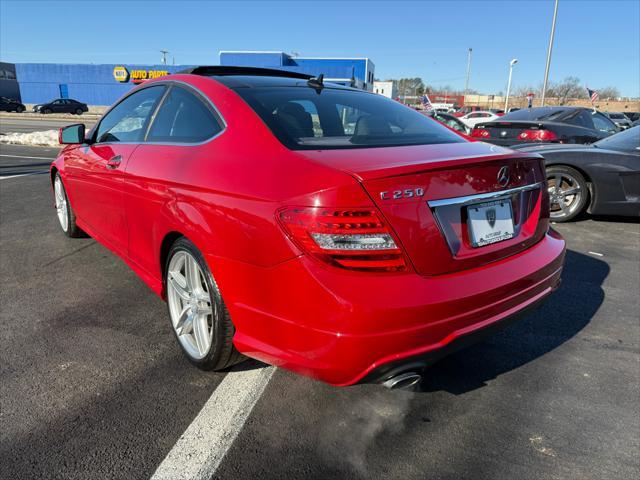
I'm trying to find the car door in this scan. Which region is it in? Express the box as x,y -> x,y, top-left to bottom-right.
123,84 -> 225,278
63,85 -> 166,253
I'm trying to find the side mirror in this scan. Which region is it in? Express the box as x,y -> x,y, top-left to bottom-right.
59,124 -> 85,144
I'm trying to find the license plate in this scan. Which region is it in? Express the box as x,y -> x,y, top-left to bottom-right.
467,199 -> 515,247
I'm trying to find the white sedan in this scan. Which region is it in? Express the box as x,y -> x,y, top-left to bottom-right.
459,111 -> 500,129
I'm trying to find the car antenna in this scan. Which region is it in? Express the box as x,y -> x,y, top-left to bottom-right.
308,73 -> 324,92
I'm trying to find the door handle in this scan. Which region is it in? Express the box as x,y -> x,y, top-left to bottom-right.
106,155 -> 122,169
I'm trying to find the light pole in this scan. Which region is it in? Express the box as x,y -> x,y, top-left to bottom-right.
504,58 -> 518,112
541,0 -> 559,106
464,47 -> 472,94
160,50 -> 169,65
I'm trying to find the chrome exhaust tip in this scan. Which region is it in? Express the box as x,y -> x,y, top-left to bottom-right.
382,372 -> 422,390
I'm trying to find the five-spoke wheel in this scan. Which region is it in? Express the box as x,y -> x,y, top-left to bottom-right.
53,173 -> 82,237
546,165 -> 589,222
54,176 -> 69,232
167,250 -> 215,360
165,238 -> 242,369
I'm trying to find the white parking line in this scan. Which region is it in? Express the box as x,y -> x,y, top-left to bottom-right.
0,171 -> 48,180
0,154 -> 56,160
150,365 -> 275,480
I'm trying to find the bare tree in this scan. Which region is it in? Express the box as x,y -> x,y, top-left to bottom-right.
546,76 -> 585,105
597,86 -> 620,100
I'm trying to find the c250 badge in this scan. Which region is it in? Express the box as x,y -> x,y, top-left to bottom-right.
379,188 -> 425,200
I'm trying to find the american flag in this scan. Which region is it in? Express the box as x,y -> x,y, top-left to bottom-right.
587,87 -> 599,104
421,94 -> 434,112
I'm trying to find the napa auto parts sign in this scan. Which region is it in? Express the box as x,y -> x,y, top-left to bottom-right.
113,66 -> 169,84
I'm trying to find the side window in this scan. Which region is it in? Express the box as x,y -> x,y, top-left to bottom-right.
570,111 -> 593,129
95,85 -> 165,143
592,113 -> 617,133
147,86 -> 222,143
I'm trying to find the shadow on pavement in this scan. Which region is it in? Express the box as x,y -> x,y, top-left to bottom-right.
419,249 -> 608,394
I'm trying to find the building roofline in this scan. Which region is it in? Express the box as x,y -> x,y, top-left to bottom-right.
218,50 -> 372,61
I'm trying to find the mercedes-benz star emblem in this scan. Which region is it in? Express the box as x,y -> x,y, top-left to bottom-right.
497,166 -> 510,187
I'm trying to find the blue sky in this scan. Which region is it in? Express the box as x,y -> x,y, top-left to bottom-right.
1,0 -> 638,96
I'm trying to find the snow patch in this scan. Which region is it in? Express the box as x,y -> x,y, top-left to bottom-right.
0,130 -> 60,147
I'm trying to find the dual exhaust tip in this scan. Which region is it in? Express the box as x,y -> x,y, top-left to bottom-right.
381,371 -> 422,390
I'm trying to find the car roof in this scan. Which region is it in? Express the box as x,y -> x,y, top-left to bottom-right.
178,65 -> 357,90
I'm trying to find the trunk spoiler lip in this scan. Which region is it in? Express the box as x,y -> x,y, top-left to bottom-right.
346,151 -> 544,182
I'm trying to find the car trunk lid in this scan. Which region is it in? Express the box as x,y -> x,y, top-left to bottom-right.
477,121 -> 551,141
299,142 -> 549,275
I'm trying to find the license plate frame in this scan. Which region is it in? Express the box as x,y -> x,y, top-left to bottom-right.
467,199 -> 515,248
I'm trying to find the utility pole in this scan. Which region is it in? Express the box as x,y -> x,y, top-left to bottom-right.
541,0 -> 559,106
160,50 -> 169,65
464,48 -> 472,94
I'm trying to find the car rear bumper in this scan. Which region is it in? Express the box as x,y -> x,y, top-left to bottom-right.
210,229 -> 565,386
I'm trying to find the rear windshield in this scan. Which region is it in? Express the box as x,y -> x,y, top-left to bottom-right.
234,86 -> 464,150
500,107 -> 578,122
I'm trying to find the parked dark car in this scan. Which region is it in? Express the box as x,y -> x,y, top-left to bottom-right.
0,96 -> 25,112
624,112 -> 640,123
33,98 -> 88,115
605,112 -> 632,130
472,106 -> 618,146
512,126 -> 640,221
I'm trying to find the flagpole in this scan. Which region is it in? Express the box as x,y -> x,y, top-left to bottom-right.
541,0 -> 559,107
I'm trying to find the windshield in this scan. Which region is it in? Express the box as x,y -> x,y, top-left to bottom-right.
235,86 -> 464,150
608,113 -> 625,119
594,125 -> 639,151
499,107 -> 578,122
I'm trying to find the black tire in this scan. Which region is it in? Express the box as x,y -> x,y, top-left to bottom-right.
165,237 -> 243,370
546,165 -> 589,222
43,108 -> 52,114
53,172 -> 83,237
75,108 -> 83,115
16,105 -> 25,113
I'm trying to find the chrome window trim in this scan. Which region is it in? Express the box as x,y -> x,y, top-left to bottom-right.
427,182 -> 542,208
89,79 -> 227,148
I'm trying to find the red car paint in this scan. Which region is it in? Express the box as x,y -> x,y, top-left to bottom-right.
52,73 -> 565,386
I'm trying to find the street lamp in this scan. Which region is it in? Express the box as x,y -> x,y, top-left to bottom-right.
504,58 -> 518,112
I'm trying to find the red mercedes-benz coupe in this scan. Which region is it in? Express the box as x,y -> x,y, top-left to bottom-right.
51,67 -> 565,388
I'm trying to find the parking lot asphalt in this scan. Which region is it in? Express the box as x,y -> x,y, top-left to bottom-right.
1,144 -> 639,480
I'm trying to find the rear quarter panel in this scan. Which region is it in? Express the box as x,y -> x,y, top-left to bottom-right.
122,75 -> 357,297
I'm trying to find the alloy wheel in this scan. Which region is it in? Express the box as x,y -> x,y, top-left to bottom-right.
167,251 -> 215,360
547,172 -> 583,219
54,176 -> 68,231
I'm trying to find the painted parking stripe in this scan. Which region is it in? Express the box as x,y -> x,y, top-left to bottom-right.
150,364 -> 275,480
0,154 -> 57,160
0,171 -> 49,180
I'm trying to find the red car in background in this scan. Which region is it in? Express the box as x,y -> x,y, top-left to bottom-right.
52,67 -> 565,388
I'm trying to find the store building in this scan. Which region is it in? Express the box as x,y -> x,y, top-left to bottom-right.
1,51 -> 376,106
373,81 -> 397,99
5,62 -> 192,106
219,51 -> 375,91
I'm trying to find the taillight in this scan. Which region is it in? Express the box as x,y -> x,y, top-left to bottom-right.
278,207 -> 406,272
517,129 -> 558,141
471,128 -> 490,138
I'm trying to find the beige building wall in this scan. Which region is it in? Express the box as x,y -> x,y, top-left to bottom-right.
464,94 -> 640,113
